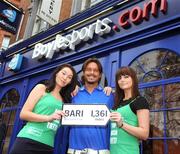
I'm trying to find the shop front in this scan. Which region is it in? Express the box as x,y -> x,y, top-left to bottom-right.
0,0 -> 179,153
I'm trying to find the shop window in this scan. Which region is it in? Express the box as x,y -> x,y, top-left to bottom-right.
71,0 -> 104,16
0,89 -> 20,154
32,16 -> 50,35
167,140 -> 180,154
130,49 -> 180,154
166,110 -> 180,137
149,112 -> 164,137
141,86 -> 163,110
165,83 -> 180,109
143,139 -> 180,154
130,50 -> 180,82
31,0 -> 52,36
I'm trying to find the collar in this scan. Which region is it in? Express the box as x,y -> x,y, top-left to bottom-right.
80,85 -> 103,91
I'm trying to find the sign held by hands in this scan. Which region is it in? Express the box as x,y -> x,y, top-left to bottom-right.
61,104 -> 110,126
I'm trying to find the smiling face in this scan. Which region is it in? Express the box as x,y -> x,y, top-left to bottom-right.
115,67 -> 140,104
55,67 -> 73,88
118,74 -> 133,91
83,62 -> 101,85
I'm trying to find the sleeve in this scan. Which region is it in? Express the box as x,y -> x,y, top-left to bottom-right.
130,96 -> 149,114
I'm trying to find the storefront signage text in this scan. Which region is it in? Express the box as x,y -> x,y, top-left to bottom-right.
119,0 -> 167,28
32,0 -> 168,60
32,18 -> 112,59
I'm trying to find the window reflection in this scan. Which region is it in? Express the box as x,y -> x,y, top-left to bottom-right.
150,140 -> 164,154
149,112 -> 164,137
140,86 -> 163,110
130,60 -> 144,82
165,83 -> 180,108
71,0 -> 104,16
167,140 -> 180,154
166,110 -> 180,137
143,71 -> 162,82
1,89 -> 19,110
130,49 -> 180,154
0,89 -> 20,154
131,50 -> 180,82
160,51 -> 180,79
143,140 -> 167,154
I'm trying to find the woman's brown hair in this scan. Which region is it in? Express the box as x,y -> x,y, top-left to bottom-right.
113,66 -> 140,110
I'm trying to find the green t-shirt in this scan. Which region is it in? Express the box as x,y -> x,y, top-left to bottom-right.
18,93 -> 63,147
110,104 -> 139,154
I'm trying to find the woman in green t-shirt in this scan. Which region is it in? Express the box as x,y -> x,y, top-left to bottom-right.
10,64 -> 77,154
110,66 -> 150,154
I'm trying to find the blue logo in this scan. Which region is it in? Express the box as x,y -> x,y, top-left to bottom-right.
2,9 -> 16,22
8,54 -> 23,71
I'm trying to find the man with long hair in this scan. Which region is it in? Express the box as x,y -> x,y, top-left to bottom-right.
68,58 -> 114,154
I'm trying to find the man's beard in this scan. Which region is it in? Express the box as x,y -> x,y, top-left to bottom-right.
84,76 -> 98,85
86,80 -> 96,84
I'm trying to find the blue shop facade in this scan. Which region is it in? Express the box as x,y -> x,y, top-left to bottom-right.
0,0 -> 179,153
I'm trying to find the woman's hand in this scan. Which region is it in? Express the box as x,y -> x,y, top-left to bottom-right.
47,110 -> 65,122
110,112 -> 123,127
71,85 -> 79,97
103,87 -> 112,96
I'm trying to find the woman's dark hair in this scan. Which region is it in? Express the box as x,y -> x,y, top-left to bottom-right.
46,64 -> 77,103
113,66 -> 140,110
81,58 -> 103,84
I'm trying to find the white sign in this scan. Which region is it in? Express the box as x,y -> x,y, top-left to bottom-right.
38,0 -> 62,25
32,18 -> 112,59
61,104 -> 110,126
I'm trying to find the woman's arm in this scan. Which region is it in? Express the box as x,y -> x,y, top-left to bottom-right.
20,84 -> 64,122
121,109 -> 149,140
110,109 -> 149,140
